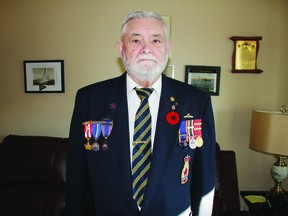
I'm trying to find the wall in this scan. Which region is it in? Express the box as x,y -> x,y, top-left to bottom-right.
1,0 -> 288,195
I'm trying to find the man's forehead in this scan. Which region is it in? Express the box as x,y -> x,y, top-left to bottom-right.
130,32 -> 162,38
125,18 -> 165,37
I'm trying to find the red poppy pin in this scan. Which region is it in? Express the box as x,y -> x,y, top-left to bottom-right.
166,111 -> 180,125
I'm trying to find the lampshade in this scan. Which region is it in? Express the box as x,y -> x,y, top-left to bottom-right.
249,109 -> 288,156
249,107 -> 288,195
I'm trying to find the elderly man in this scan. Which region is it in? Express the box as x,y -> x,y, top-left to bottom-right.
66,11 -> 216,216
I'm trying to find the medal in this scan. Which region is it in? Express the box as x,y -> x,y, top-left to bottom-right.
189,137 -> 197,149
192,119 -> 203,147
186,119 -> 197,149
178,120 -> 188,147
181,154 -> 190,184
91,121 -> 102,151
82,121 -> 93,150
196,136 -> 204,147
101,118 -> 113,150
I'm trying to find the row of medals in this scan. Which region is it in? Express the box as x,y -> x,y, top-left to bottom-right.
179,135 -> 203,149
178,118 -> 203,149
83,120 -> 113,151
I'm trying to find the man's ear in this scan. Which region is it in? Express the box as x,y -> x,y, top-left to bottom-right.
166,41 -> 172,55
116,41 -> 124,58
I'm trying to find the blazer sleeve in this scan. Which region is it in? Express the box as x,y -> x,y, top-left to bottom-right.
190,95 -> 216,216
66,90 -> 95,216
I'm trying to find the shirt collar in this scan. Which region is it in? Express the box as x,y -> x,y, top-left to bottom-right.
126,73 -> 162,96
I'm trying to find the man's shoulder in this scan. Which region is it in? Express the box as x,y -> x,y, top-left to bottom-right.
165,76 -> 209,98
78,73 -> 125,94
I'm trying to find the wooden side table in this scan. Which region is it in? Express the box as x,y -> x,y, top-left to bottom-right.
240,191 -> 288,216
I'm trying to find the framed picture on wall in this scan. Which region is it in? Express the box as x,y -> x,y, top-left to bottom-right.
230,36 -> 263,73
23,60 -> 65,93
185,65 -> 221,96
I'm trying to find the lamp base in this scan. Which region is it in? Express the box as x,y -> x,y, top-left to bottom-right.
268,183 -> 286,196
269,156 -> 288,196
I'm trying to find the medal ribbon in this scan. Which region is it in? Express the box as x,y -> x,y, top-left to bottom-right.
193,119 -> 202,139
186,120 -> 193,141
83,121 -> 92,138
102,119 -> 113,138
92,121 -> 102,139
178,120 -> 187,145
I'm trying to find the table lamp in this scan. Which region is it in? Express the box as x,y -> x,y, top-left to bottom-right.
249,105 -> 288,195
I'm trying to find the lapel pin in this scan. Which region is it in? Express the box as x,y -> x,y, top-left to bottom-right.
184,113 -> 193,119
110,102 -> 116,110
166,111 -> 180,125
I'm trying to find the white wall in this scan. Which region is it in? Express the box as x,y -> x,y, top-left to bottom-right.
1,0 -> 288,193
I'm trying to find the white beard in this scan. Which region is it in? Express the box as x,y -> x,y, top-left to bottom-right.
122,53 -> 168,83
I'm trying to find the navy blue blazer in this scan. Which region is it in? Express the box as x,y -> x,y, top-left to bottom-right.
66,73 -> 216,216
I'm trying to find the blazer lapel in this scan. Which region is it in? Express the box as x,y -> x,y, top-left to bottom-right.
105,74 -> 139,213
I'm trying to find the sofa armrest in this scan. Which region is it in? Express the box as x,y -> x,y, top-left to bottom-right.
213,143 -> 243,216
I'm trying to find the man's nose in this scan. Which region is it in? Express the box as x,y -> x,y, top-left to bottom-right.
141,41 -> 153,54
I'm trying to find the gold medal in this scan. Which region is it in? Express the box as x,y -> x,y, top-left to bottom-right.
84,142 -> 92,150
196,136 -> 204,147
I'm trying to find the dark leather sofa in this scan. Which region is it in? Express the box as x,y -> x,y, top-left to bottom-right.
0,135 -> 251,216
0,135 -> 67,216
212,144 -> 253,216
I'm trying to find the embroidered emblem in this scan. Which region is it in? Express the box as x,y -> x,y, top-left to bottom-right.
181,154 -> 190,184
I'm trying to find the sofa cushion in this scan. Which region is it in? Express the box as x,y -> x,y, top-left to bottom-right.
0,134 -> 67,216
0,183 -> 65,216
0,134 -> 67,186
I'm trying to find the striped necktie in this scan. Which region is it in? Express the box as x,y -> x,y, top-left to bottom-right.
132,87 -> 154,207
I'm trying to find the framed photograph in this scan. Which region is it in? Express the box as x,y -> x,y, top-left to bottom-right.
185,65 -> 221,96
24,60 -> 64,93
163,65 -> 174,78
230,36 -> 263,73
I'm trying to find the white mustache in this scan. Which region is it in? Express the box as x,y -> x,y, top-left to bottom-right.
136,54 -> 158,62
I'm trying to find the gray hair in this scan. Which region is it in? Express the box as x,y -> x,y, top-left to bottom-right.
120,11 -> 167,40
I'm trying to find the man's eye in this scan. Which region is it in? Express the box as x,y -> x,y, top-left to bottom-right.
153,39 -> 162,44
131,39 -> 141,44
